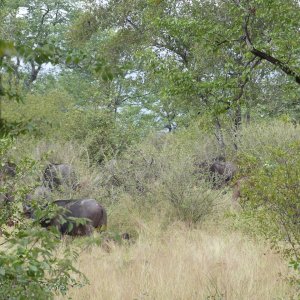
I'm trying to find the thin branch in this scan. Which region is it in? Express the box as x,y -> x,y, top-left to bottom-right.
125,17 -> 140,31
36,6 -> 51,40
233,57 -> 262,102
154,36 -> 189,65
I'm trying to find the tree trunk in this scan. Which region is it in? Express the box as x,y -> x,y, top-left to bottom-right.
214,116 -> 226,156
0,73 -> 4,130
25,60 -> 42,88
233,103 -> 242,151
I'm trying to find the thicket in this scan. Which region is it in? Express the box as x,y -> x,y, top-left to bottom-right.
234,123 -> 300,284
0,138 -> 87,299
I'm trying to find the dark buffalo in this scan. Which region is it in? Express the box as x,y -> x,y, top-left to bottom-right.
121,232 -> 130,240
194,155 -> 226,174
24,186 -> 52,217
23,186 -> 49,218
194,156 -> 236,187
209,161 -> 237,187
43,163 -> 77,191
40,199 -> 107,236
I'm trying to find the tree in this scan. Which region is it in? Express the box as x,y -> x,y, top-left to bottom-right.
70,0 -> 300,149
0,0 -> 77,87
0,0 -> 81,136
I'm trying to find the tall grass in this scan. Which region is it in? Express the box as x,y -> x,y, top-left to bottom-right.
6,120 -> 300,299
57,224 -> 295,300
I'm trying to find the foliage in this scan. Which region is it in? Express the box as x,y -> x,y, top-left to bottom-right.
0,227 -> 84,300
237,141 -> 300,284
65,0 -> 300,133
98,127 -> 223,226
0,138 -> 87,299
3,87 -> 74,137
0,0 -> 76,85
61,109 -> 138,164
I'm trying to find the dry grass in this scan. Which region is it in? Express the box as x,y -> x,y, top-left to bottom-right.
6,121 -> 300,299
58,223 -> 295,300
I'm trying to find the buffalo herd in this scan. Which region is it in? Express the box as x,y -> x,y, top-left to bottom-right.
1,162 -> 107,236
24,163 -> 107,236
1,155 -> 238,237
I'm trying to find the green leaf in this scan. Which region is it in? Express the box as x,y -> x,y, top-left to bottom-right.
67,222 -> 73,233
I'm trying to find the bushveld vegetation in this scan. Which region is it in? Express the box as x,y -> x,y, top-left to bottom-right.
0,0 -> 300,299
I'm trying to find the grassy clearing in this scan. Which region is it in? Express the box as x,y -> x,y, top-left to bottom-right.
58,223 -> 294,300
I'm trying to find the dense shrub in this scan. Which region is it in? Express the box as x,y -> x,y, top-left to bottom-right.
238,141 -> 300,282
99,130 -> 224,225
3,119 -> 300,296
3,89 -> 74,137
62,109 -> 138,164
0,138 -> 86,299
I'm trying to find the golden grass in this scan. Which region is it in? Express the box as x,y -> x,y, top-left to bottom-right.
58,223 -> 295,300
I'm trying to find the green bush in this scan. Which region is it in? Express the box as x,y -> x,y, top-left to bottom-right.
62,109 -> 137,164
156,159 -> 221,224
238,142 -> 300,282
3,89 -> 74,138
99,130 -> 223,225
0,138 -> 87,300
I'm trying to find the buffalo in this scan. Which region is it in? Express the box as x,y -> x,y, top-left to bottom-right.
35,199 -> 107,236
23,186 -> 52,219
194,156 -> 236,188
209,161 -> 237,187
43,163 -> 78,191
